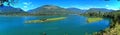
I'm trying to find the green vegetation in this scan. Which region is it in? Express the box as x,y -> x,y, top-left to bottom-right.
93,21 -> 120,35
25,17 -> 66,23
46,17 -> 66,21
87,17 -> 103,23
81,10 -> 120,35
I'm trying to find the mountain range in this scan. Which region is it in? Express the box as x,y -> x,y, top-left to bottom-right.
66,8 -> 87,13
0,6 -> 27,14
86,8 -> 114,12
28,5 -> 71,14
0,5 -> 115,14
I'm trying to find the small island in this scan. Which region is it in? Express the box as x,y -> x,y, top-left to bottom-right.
87,17 -> 103,23
25,17 -> 66,23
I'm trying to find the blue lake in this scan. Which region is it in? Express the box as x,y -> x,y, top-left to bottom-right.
0,15 -> 110,35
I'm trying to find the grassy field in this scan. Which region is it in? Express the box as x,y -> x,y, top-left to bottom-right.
25,17 -> 66,23
87,17 -> 103,23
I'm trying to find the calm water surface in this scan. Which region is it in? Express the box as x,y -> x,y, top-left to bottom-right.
0,15 -> 110,35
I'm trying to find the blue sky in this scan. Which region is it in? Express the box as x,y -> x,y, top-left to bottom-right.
7,0 -> 120,11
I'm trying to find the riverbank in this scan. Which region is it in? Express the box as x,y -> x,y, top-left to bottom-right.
90,17 -> 120,35
93,20 -> 120,35
80,10 -> 120,35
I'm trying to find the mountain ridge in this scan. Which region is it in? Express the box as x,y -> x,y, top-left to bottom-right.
0,5 -> 115,13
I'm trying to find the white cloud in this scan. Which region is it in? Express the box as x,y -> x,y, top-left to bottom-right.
24,6 -> 28,8
23,2 -> 32,5
22,2 -> 32,11
106,5 -> 109,7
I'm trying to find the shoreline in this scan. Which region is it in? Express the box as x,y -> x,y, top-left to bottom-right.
94,17 -> 120,35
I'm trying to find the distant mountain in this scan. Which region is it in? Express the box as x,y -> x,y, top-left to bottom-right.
87,8 -> 114,12
28,5 -> 72,14
66,8 -> 86,13
28,5 -> 114,14
0,6 -> 26,14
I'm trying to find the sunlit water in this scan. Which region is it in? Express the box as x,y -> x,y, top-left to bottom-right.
0,15 -> 110,35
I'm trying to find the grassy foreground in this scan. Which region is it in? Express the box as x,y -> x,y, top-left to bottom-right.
25,17 -> 66,23
87,17 -> 103,23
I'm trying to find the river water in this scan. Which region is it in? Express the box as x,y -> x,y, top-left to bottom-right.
0,15 -> 110,35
